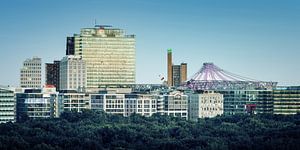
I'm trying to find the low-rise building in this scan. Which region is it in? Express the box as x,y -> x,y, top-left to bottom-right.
273,86 -> 300,115
125,94 -> 157,117
163,92 -> 188,119
58,91 -> 89,116
189,91 -> 223,121
16,87 -> 57,121
0,86 -> 15,123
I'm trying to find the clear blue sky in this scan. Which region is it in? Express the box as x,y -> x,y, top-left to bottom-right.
0,0 -> 299,86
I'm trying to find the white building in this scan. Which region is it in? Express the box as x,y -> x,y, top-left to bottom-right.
125,94 -> 157,117
20,57 -> 42,88
0,85 -> 15,123
90,94 -> 125,116
163,92 -> 188,120
59,56 -> 86,92
189,91 -> 223,121
58,92 -> 89,116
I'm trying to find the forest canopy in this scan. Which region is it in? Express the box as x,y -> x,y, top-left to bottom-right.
1,110 -> 300,150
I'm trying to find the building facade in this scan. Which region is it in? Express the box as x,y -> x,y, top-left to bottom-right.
273,86 -> 300,115
69,26 -> 135,89
189,91 -> 223,121
58,92 -> 89,116
90,94 -> 125,116
0,86 -> 15,123
20,57 -> 42,88
217,89 -> 273,115
46,61 -> 60,91
166,49 -> 187,87
16,88 -> 57,121
125,94 -> 157,117
59,56 -> 86,91
163,92 -> 188,119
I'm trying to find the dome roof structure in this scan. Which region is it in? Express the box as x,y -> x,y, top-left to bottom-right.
186,63 -> 277,90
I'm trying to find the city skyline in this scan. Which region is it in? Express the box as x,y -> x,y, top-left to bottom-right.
0,0 -> 300,86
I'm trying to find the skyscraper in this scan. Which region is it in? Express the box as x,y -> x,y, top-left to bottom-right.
167,49 -> 173,87
68,25 -> 136,89
167,49 -> 187,87
66,37 -> 75,55
180,63 -> 187,84
20,57 -> 42,88
45,61 -> 60,91
59,55 -> 86,91
172,65 -> 181,87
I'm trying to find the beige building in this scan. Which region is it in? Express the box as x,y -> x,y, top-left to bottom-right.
163,92 -> 188,119
189,91 -> 223,121
20,57 -> 42,88
70,26 -> 135,90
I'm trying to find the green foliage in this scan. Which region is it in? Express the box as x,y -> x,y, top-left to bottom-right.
1,110 -> 300,149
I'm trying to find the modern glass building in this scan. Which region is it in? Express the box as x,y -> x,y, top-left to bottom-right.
0,86 -> 15,123
20,57 -> 42,88
273,86 -> 300,115
216,90 -> 273,115
16,88 -> 57,121
69,25 -> 135,90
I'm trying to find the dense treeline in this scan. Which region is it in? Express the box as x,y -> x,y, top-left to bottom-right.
1,111 -> 300,150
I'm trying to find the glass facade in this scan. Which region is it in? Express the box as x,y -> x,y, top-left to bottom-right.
16,92 -> 56,121
216,90 -> 273,115
273,86 -> 300,115
72,27 -> 135,89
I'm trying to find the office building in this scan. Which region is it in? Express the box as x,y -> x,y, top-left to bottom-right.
90,93 -> 125,116
217,90 -> 273,115
20,57 -> 42,88
66,37 -> 75,55
0,86 -> 15,123
45,61 -> 60,91
273,86 -> 300,115
125,94 -> 157,117
172,65 -> 181,87
166,49 -> 187,87
69,25 -> 135,89
58,92 -> 89,116
16,87 -> 57,121
188,91 -> 223,121
163,92 -> 188,119
59,55 -> 86,91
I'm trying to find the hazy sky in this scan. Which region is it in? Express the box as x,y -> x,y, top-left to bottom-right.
0,0 -> 299,86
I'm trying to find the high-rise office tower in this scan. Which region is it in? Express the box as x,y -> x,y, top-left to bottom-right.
20,57 -> 42,88
172,65 -> 181,87
66,37 -> 75,55
167,49 -> 187,87
180,63 -> 187,84
45,61 -> 60,91
167,49 -> 173,87
68,25 -> 135,89
59,56 -> 86,91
